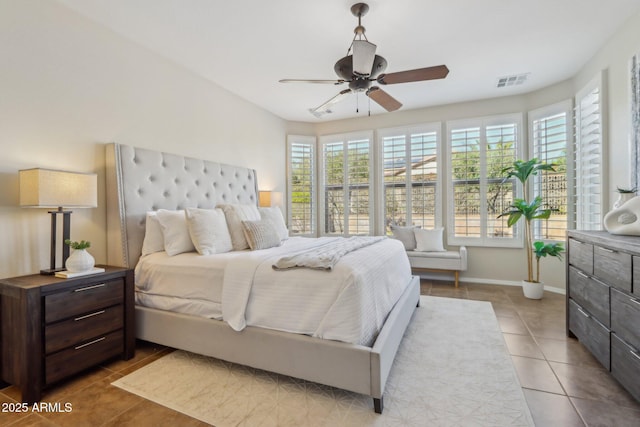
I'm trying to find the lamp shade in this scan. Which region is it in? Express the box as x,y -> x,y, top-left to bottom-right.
19,168 -> 97,208
258,191 -> 272,207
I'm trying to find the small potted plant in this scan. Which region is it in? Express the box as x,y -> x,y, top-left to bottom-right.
498,159 -> 565,299
613,186 -> 637,209
64,239 -> 95,272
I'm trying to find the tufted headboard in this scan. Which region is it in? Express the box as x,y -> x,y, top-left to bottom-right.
105,143 -> 258,268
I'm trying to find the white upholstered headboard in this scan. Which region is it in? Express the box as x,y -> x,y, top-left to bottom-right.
105,143 -> 258,268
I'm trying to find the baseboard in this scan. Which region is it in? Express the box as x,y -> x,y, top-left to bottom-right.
415,271 -> 566,295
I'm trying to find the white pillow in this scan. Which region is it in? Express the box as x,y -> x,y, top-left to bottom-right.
185,208 -> 233,255
414,228 -> 446,252
259,207 -> 288,241
242,220 -> 282,251
218,203 -> 261,250
141,212 -> 164,256
390,224 -> 420,250
155,209 -> 195,256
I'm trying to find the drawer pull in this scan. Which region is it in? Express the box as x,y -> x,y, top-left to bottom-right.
74,310 -> 106,321
577,271 -> 589,279
631,350 -> 640,361
578,307 -> 590,318
599,247 -> 616,253
75,337 -> 105,350
630,298 -> 640,306
74,283 -> 106,293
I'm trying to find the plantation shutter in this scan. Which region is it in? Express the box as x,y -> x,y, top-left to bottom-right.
287,136 -> 316,236
574,81 -> 603,230
531,110 -> 570,240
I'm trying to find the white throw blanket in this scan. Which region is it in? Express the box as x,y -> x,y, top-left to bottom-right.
272,236 -> 387,271
221,237 -> 411,345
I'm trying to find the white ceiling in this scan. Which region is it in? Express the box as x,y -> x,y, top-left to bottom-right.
56,0 -> 640,123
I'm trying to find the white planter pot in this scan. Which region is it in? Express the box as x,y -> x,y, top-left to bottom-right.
522,280 -> 544,299
65,249 -> 95,273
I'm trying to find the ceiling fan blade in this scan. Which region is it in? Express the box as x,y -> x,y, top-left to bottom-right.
352,40 -> 376,76
377,65 -> 449,85
309,89 -> 352,117
366,86 -> 402,112
279,79 -> 346,85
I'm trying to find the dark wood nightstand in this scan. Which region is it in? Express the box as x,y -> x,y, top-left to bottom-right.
0,266 -> 135,403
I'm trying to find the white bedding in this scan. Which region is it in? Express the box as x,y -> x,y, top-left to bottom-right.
135,236 -> 412,346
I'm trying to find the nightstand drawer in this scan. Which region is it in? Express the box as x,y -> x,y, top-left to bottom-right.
568,266 -> 610,327
44,304 -> 124,354
569,299 -> 610,369
611,287 -> 640,350
611,334 -> 640,402
45,330 -> 124,384
44,278 -> 124,323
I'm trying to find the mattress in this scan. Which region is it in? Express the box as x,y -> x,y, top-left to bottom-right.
135,236 -> 412,346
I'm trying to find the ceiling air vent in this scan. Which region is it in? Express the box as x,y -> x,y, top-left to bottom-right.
496,73 -> 529,88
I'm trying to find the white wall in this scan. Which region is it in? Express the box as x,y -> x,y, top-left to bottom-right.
0,0 -> 287,278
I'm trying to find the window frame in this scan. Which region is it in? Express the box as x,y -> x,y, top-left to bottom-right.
446,113 -> 524,248
528,100 -> 573,242
286,135 -> 317,237
319,130 -> 374,236
377,123 -> 442,235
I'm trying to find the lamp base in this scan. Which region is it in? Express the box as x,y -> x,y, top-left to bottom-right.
40,267 -> 66,276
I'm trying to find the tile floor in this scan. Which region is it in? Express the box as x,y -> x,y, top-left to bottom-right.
1,280 -> 639,426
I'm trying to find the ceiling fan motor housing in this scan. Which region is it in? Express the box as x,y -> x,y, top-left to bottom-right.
334,54 -> 387,87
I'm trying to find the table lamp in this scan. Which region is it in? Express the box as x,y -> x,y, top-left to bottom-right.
19,168 -> 97,275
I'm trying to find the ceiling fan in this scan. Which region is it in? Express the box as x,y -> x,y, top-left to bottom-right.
279,3 -> 449,118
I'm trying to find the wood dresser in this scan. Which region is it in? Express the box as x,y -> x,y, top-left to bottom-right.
0,266 -> 135,403
567,230 -> 640,402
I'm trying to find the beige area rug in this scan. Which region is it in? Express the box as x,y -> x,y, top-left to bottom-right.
112,296 -> 534,426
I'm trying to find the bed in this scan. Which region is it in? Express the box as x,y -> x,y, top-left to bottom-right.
105,142 -> 420,413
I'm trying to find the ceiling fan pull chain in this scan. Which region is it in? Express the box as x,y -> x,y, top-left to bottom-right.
368,95 -> 371,116
356,92 -> 359,113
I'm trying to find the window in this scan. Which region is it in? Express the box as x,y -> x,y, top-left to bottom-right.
447,114 -> 523,246
574,75 -> 604,230
529,101 -> 572,240
287,135 -> 316,236
379,124 -> 441,234
320,132 -> 373,236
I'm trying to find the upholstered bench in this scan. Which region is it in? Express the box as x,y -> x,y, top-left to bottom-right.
390,225 -> 467,288
406,247 -> 467,287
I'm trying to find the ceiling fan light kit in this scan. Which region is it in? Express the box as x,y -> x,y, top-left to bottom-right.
279,3 -> 449,118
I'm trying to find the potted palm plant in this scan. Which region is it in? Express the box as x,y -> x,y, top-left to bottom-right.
499,159 -> 564,299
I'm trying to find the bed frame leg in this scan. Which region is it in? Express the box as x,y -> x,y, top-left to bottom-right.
373,397 -> 383,414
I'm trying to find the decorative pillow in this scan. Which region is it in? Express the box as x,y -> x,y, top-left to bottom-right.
259,207 -> 288,241
155,209 -> 195,256
218,203 -> 261,250
185,208 -> 233,255
414,227 -> 446,252
141,211 -> 164,256
241,220 -> 282,251
390,224 -> 420,250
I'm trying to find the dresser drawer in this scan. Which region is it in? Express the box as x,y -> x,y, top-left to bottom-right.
633,256 -> 640,297
569,238 -> 594,274
594,246 -> 632,292
568,266 -> 610,327
45,330 -> 124,385
44,279 -> 124,323
611,287 -> 640,350
44,304 -> 124,354
611,334 -> 640,402
569,299 -> 610,369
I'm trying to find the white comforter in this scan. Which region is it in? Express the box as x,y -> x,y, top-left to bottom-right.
222,236 -> 411,346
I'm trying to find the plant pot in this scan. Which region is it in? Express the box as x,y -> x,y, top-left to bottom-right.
65,249 -> 95,273
613,193 -> 636,209
522,280 -> 544,299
